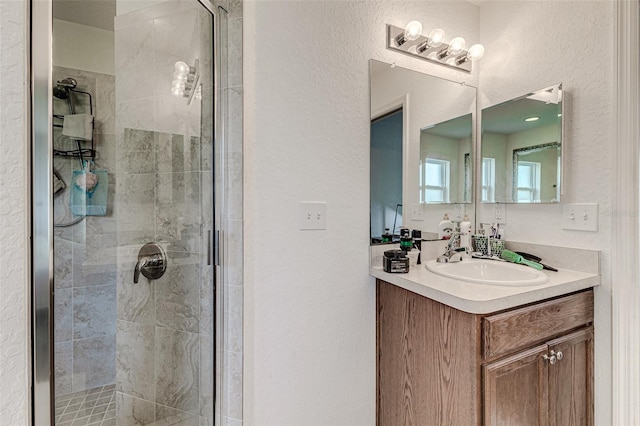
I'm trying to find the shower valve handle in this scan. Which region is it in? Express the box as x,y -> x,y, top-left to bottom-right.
133,243 -> 167,284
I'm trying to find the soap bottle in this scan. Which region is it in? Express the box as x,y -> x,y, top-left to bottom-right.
382,228 -> 392,243
460,214 -> 472,248
399,233 -> 413,252
438,213 -> 453,240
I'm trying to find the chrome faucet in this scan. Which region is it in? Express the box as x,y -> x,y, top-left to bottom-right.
436,231 -> 469,263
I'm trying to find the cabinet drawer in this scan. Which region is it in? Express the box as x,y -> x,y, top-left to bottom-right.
482,290 -> 593,360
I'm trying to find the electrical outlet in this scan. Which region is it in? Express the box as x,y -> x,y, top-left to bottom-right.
454,204 -> 464,220
299,202 -> 327,230
562,203 -> 598,232
494,204 -> 506,223
411,203 -> 424,221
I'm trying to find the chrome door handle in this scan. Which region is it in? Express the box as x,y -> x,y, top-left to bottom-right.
133,242 -> 167,284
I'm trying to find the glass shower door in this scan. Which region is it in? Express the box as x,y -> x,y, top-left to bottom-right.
50,1 -> 217,425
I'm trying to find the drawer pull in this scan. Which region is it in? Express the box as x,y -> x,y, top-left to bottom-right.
555,350 -> 563,360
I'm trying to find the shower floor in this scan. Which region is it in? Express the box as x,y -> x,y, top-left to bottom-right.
54,384 -> 116,426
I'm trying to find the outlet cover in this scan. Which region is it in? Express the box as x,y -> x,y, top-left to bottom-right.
494,204 -> 506,223
562,203 -> 598,232
411,203 -> 424,221
300,202 -> 327,230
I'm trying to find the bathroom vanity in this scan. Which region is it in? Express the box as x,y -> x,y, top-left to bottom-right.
372,243 -> 599,426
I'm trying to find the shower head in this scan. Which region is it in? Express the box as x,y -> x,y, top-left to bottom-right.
53,77 -> 78,99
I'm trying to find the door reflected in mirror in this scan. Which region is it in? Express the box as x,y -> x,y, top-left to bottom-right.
481,84 -> 563,203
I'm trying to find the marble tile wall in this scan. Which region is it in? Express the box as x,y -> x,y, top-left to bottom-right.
114,2 -> 216,425
53,66 -> 117,396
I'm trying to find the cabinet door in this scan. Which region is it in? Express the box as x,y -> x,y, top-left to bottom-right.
483,344 -> 549,426
547,327 -> 594,426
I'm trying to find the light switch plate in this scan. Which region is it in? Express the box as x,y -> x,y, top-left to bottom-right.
562,203 -> 598,232
411,203 -> 424,221
300,202 -> 327,230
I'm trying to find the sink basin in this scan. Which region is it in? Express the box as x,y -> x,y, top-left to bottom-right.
425,259 -> 549,286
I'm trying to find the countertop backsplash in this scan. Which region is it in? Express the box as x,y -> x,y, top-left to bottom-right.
370,240 -> 600,275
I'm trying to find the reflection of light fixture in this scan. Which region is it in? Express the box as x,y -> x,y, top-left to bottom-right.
386,23 -> 484,72
525,116 -> 540,122
558,113 -> 562,117
171,59 -> 200,104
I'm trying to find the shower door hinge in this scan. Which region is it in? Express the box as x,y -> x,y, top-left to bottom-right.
214,230 -> 221,266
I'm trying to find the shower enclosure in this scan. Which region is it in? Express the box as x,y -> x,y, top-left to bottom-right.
32,0 -> 242,424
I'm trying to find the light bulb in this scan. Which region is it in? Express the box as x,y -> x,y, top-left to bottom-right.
173,71 -> 188,82
467,44 -> 485,61
174,61 -> 190,73
404,21 -> 423,41
448,37 -> 466,55
172,80 -> 186,91
428,29 -> 445,47
171,86 -> 185,96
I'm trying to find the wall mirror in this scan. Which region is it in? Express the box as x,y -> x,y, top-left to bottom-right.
369,59 -> 476,243
480,84 -> 564,203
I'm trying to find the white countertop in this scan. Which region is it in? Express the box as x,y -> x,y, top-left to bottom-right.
370,262 -> 600,314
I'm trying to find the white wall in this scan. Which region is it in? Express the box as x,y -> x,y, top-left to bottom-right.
53,19 -> 115,75
0,0 -> 29,424
244,1 -> 480,424
478,2 -> 614,424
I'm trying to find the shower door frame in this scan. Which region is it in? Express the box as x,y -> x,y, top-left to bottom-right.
29,0 -> 225,424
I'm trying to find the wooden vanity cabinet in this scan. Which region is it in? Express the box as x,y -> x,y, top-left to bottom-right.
376,280 -> 594,426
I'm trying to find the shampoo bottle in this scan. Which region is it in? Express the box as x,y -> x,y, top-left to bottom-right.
438,214 -> 453,240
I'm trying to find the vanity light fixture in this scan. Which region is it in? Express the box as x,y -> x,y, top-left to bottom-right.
171,59 -> 200,104
387,22 -> 485,72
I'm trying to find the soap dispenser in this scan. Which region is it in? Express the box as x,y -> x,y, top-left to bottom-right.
438,213 -> 453,240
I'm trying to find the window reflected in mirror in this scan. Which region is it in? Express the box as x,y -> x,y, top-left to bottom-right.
419,113 -> 472,204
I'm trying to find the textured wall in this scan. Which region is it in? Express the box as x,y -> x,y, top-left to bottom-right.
478,2 -> 614,424
0,0 -> 29,424
243,1 -> 480,424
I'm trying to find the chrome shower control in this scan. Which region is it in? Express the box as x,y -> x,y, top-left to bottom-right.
133,242 -> 167,284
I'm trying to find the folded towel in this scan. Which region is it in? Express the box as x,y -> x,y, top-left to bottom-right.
53,170 -> 65,194
62,113 -> 93,141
